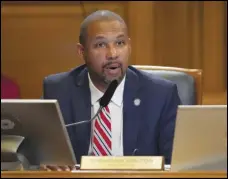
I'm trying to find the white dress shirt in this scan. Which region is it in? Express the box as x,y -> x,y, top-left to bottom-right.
87,73 -> 125,156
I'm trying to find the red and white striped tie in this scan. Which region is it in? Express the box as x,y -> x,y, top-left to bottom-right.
92,106 -> 112,156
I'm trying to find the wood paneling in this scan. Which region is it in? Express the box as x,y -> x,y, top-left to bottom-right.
127,1 -> 155,65
127,1 -> 227,93
1,1 -> 227,98
202,1 -> 226,92
203,91 -> 227,105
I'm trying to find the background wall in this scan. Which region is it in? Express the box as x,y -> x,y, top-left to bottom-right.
1,1 -> 227,103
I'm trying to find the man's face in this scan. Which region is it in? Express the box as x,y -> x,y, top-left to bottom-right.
78,20 -> 131,84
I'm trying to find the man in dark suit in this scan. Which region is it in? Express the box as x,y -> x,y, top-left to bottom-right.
42,10 -> 181,168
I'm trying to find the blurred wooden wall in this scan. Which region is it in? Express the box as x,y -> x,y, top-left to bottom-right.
1,1 -> 227,100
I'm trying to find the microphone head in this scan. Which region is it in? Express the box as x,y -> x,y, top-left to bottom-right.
99,80 -> 119,107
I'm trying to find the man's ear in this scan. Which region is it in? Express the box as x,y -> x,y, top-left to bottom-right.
76,43 -> 85,59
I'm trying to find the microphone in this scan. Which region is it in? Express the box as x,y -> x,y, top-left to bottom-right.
99,80 -> 118,107
65,80 -> 118,128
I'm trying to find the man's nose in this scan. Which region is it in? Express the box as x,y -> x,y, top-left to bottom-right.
106,46 -> 118,60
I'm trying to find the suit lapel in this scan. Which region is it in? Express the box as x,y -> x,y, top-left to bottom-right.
70,67 -> 91,158
123,68 -> 142,155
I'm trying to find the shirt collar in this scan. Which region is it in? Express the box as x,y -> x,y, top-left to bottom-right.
88,73 -> 125,107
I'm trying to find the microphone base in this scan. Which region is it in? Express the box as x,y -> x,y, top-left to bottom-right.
1,161 -> 24,171
1,152 -> 31,171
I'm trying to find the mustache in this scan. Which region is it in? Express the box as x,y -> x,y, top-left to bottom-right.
102,61 -> 122,68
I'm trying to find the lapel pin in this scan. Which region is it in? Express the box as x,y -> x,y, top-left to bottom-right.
134,98 -> 141,106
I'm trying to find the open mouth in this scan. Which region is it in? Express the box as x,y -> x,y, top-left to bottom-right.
105,63 -> 120,70
104,63 -> 121,75
108,67 -> 118,70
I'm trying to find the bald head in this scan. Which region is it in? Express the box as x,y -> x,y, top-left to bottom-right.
79,10 -> 127,46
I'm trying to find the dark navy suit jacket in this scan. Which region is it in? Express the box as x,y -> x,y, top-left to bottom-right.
43,65 -> 181,164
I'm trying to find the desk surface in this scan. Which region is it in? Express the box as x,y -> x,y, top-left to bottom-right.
1,170 -> 227,178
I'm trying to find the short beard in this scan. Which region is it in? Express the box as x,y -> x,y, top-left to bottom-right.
87,65 -> 125,92
102,66 -> 124,85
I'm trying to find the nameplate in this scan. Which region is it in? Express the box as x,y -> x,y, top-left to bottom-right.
80,156 -> 164,170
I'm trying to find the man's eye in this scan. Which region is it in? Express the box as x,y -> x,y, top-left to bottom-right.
116,41 -> 125,46
95,42 -> 106,48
